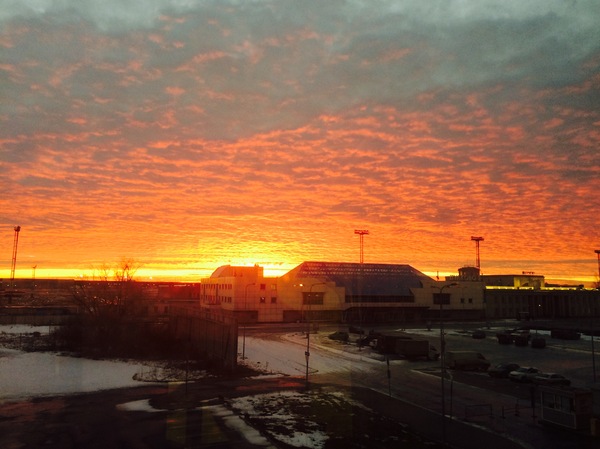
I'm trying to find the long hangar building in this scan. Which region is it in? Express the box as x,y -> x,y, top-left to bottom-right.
200,261 -> 485,323
199,261 -> 600,324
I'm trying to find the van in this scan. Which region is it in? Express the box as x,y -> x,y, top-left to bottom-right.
444,351 -> 490,371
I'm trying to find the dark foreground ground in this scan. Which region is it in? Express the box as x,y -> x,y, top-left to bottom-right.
1,376 -> 450,449
2,372 -> 598,449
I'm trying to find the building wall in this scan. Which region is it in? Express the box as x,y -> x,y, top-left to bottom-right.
199,265 -> 281,322
275,266 -> 486,324
276,272 -> 345,322
420,279 -> 486,321
483,274 -> 545,289
484,288 -> 600,320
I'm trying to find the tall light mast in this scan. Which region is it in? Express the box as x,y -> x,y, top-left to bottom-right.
354,229 -> 369,264
595,249 -> 600,287
10,226 -> 21,284
471,236 -> 484,269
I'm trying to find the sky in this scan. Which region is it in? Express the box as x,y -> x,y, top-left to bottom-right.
1,0 -> 599,283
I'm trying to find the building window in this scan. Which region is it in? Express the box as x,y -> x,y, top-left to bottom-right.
260,297 -> 266,303
460,298 -> 465,304
271,297 -> 277,304
271,284 -> 277,291
260,284 -> 266,290
303,292 -> 324,305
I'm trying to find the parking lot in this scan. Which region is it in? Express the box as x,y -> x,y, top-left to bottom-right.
303,320 -> 600,449
434,322 -> 598,389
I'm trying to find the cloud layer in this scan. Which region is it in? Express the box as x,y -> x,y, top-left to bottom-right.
1,0 -> 599,280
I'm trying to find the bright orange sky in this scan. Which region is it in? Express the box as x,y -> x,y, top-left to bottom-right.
1,1 -> 599,284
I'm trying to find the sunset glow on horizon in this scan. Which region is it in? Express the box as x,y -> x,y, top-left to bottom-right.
1,1 -> 599,285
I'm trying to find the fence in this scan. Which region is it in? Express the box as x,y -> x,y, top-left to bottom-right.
169,307 -> 238,372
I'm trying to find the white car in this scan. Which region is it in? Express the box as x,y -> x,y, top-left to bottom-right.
533,373 -> 571,386
509,367 -> 541,382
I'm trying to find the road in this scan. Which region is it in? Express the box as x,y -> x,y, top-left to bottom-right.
242,321 -> 599,449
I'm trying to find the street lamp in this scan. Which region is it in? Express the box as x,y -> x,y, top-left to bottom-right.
432,282 -> 457,447
592,250 -> 600,382
305,282 -> 326,388
242,283 -> 255,360
595,250 -> 600,288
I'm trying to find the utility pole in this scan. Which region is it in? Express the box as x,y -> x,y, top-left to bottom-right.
471,236 -> 484,269
354,230 -> 369,264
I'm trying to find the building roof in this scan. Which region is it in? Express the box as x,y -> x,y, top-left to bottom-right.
292,261 -> 432,297
209,265 -> 264,278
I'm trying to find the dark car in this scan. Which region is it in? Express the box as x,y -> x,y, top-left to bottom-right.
471,330 -> 486,339
488,363 -> 520,378
531,337 -> 547,348
496,332 -> 513,345
551,329 -> 581,340
533,373 -> 571,386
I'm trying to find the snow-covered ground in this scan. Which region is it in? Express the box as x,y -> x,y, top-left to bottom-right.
0,325 -> 388,449
0,324 -> 153,403
239,331 -> 384,377
11,323 -> 588,449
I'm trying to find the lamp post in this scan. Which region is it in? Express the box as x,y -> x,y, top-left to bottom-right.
595,250 -> 600,287
432,282 -> 457,447
305,282 -> 326,389
242,283 -> 255,360
592,250 -> 600,383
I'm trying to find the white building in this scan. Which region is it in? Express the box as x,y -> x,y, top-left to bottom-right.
200,261 -> 485,323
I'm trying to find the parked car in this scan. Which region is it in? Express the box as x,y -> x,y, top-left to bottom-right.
550,329 -> 580,340
444,351 -> 490,371
531,337 -> 547,348
533,373 -> 571,386
488,363 -> 520,378
328,331 -> 349,342
509,367 -> 541,383
512,329 -> 531,341
471,330 -> 486,339
513,334 -> 529,346
496,332 -> 513,344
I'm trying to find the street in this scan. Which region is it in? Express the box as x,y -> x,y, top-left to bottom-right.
245,320 -> 599,449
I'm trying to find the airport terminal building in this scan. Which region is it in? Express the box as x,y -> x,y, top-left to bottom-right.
3,262 -> 598,325
199,261 -> 485,323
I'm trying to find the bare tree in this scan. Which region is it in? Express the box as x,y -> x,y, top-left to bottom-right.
113,257 -> 144,314
71,258 -> 144,317
114,257 -> 142,282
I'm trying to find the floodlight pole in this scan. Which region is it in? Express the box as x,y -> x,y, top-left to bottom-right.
354,229 -> 369,264
470,236 -> 484,269
595,250 -> 600,286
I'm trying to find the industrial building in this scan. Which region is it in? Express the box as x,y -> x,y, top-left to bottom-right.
2,262 -> 598,325
199,261 -> 485,323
